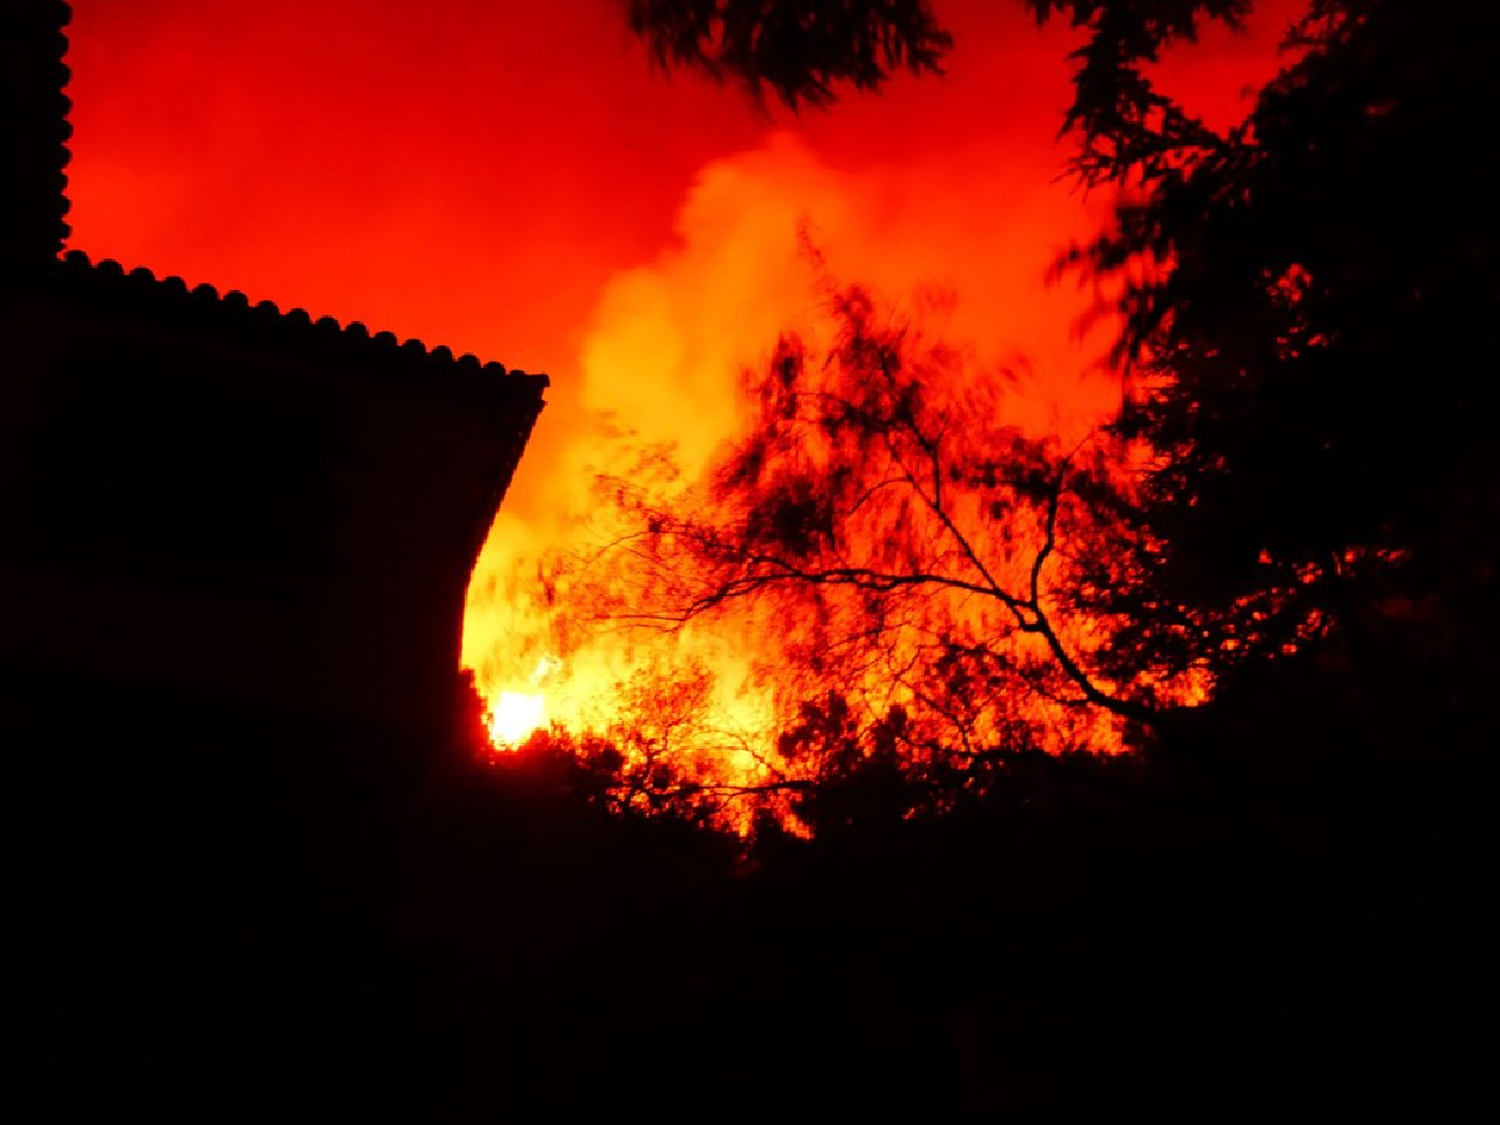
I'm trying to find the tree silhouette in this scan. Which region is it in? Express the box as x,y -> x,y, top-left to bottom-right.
551,279 -> 1203,822
1055,0 -> 1500,703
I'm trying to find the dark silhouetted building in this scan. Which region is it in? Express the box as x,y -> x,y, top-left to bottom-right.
4,2 -> 546,1112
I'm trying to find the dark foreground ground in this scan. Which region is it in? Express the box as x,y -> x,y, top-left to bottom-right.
9,664 -> 1494,1121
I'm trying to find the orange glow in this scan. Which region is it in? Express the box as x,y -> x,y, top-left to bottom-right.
65,1 -> 1298,821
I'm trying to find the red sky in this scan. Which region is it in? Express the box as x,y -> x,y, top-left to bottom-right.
64,0 -> 1297,691
65,0 -> 1289,383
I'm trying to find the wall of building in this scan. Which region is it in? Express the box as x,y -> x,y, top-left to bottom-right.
2,253 -> 545,743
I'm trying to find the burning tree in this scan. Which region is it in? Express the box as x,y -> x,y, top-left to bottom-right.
533,278 -> 1201,826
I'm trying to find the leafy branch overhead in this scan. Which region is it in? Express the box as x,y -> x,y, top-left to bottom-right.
624,0 -> 954,108
625,0 -> 1251,177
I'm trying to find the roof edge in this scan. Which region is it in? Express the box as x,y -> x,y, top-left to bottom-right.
55,249 -> 549,391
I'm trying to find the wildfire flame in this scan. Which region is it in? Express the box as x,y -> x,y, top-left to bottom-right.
461,133 -> 1240,824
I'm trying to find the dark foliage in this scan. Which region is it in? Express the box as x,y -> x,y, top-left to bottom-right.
1055,0 -> 1500,709
1029,0 -> 1255,183
624,0 -> 953,108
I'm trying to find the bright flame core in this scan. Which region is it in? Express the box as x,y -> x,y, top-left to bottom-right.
488,692 -> 546,747
486,656 -> 560,748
